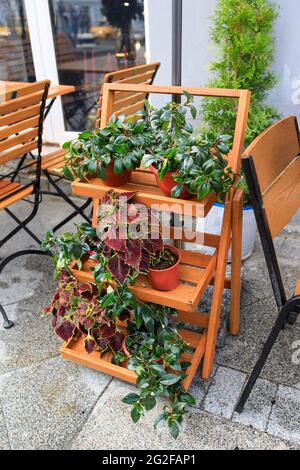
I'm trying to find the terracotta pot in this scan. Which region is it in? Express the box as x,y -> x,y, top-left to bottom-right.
148,244 -> 180,291
99,161 -> 132,187
150,165 -> 192,199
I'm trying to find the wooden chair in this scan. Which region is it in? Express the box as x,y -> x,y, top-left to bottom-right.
67,83 -> 250,383
0,80 -> 50,329
40,62 -> 160,232
235,116 -> 300,412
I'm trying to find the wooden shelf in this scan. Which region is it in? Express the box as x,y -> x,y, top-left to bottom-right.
71,169 -> 216,217
70,248 -> 217,313
60,329 -> 207,391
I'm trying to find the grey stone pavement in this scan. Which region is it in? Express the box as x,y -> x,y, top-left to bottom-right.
0,192 -> 299,450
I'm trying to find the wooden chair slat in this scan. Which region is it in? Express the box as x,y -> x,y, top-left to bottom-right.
0,139 -> 38,165
0,128 -> 38,153
104,62 -> 160,82
244,116 -> 300,193
0,182 -> 34,210
263,156 -> 300,238
0,114 -> 39,141
0,90 -> 44,114
0,103 -> 40,127
114,99 -> 145,118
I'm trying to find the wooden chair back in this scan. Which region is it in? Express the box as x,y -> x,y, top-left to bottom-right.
95,62 -> 160,127
0,80 -> 50,166
243,116 -> 300,238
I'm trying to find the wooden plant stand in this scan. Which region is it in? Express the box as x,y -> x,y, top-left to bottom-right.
60,84 -> 250,389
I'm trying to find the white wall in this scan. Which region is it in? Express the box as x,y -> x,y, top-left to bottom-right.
146,0 -> 300,122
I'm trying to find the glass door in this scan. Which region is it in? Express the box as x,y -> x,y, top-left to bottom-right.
49,0 -> 146,132
0,0 -> 36,83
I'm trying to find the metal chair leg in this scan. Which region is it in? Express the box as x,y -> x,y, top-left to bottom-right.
235,296 -> 300,413
0,303 -> 14,329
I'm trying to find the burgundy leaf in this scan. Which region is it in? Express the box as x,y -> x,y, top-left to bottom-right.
109,332 -> 125,354
97,338 -> 109,351
108,256 -> 130,283
125,239 -> 142,269
81,316 -> 95,330
99,323 -> 116,338
76,283 -> 93,295
140,250 -> 150,271
119,309 -> 131,321
142,239 -> 156,255
52,314 -> 58,329
105,236 -> 126,252
103,243 -> 111,257
150,238 -> 163,252
101,189 -> 114,204
84,337 -> 95,354
54,320 -> 76,341
119,191 -> 136,201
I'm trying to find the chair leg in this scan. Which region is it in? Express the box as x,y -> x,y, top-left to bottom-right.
235,296 -> 300,413
0,304 -> 14,329
230,190 -> 243,335
44,172 -> 92,226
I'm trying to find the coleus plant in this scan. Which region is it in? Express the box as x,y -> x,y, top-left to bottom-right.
43,270 -> 127,355
119,303 -> 196,439
62,114 -> 148,181
95,190 -> 164,284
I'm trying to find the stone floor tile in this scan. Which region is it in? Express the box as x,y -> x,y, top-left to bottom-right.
0,356 -> 111,449
267,385 -> 300,445
232,378 -> 277,432
203,366 -> 246,419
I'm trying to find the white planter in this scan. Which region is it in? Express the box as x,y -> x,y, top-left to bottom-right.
183,203 -> 257,262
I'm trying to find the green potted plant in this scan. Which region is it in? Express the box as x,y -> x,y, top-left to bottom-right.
62,115 -> 147,187
141,93 -> 234,200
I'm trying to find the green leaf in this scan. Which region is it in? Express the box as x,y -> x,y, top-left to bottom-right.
131,407 -> 141,423
171,185 -> 183,199
100,292 -> 115,308
122,393 -> 140,405
160,374 -> 181,386
114,159 -> 123,175
62,165 -> 74,181
169,420 -> 180,439
183,90 -> 193,102
180,393 -> 196,406
190,105 -> 197,119
97,164 -> 107,179
154,413 -> 167,429
144,394 -> 156,411
62,140 -> 71,149
141,154 -> 157,168
87,160 -> 97,175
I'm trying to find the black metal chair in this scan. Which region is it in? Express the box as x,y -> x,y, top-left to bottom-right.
0,80 -> 50,329
235,115 -> 300,412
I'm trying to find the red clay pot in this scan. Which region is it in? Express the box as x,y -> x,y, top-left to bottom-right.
150,165 -> 192,199
100,161 -> 132,187
148,244 -> 180,291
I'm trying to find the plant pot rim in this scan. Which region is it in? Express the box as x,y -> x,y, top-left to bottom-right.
149,244 -> 180,273
150,165 -> 179,176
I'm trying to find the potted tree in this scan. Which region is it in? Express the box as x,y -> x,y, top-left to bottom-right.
199,0 -> 280,258
62,115 -> 147,187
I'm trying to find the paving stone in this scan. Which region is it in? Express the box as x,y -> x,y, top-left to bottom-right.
0,356 -> 111,450
232,378 -> 277,432
0,403 -> 9,450
0,298 -> 60,374
203,366 -> 246,419
188,365 -> 218,408
71,378 -> 293,450
267,385 -> 300,445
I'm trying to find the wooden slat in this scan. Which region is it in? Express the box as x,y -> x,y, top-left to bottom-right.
0,128 -> 38,153
117,70 -> 154,85
112,92 -> 147,111
177,310 -> 209,328
0,139 -> 38,165
295,279 -> 300,295
263,156 -> 300,238
244,116 -> 300,193
74,176 -> 216,219
0,89 -> 44,115
114,99 -> 145,118
169,227 -> 220,247
0,184 -> 34,209
0,114 -> 39,141
0,103 -> 40,127
104,62 -> 160,82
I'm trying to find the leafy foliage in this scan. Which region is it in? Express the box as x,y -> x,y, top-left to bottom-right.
62,115 -> 147,181
121,304 -> 196,439
201,0 -> 280,147
141,93 -> 235,199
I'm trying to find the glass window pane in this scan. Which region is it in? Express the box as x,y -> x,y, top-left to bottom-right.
49,0 -> 146,131
0,0 -> 35,82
